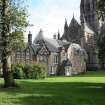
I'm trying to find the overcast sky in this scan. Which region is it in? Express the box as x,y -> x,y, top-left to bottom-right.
25,0 -> 81,41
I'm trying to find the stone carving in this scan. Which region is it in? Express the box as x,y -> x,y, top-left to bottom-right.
67,43 -> 87,75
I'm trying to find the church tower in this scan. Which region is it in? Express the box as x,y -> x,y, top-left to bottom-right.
61,17 -> 82,44
80,0 -> 100,69
80,0 -> 99,33
61,19 -> 69,41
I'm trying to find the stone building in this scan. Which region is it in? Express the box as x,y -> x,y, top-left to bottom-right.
1,0 -> 102,76
61,0 -> 100,69
80,0 -> 100,69
13,31 -> 38,64
13,29 -> 73,75
33,29 -> 71,75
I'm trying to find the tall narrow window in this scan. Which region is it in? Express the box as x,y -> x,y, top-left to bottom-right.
26,49 -> 30,59
54,55 -> 58,64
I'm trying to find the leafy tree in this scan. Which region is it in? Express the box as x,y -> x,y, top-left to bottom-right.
97,0 -> 105,68
97,0 -> 105,21
98,23 -> 105,68
0,0 -> 28,87
10,31 -> 26,51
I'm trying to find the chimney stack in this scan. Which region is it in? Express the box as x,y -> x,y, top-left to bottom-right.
28,31 -> 32,45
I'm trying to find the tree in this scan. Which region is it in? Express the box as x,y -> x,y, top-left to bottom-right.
97,0 -> 105,21
98,24 -> 105,68
97,0 -> 105,68
0,0 -> 28,87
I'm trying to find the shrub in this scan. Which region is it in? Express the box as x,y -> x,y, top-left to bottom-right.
32,63 -> 47,79
11,63 -> 47,79
23,65 -> 33,79
11,64 -> 24,79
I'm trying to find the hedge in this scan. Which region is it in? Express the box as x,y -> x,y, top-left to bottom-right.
11,63 -> 47,79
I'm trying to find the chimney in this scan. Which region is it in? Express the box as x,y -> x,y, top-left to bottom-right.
28,31 -> 32,45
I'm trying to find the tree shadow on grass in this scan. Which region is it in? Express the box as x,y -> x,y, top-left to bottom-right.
1,81 -> 105,105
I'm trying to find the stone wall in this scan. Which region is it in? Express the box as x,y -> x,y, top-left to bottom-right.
68,43 -> 87,75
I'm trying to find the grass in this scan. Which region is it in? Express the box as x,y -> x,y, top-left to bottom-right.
0,71 -> 105,105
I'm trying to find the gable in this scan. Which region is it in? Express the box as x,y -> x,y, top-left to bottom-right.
38,44 -> 50,56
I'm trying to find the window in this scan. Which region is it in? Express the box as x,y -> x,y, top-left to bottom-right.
38,55 -> 47,63
26,49 -> 30,59
54,55 -> 58,64
22,52 -> 25,59
26,55 -> 30,59
16,51 -> 21,59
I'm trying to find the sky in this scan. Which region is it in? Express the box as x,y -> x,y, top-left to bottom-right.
25,0 -> 81,41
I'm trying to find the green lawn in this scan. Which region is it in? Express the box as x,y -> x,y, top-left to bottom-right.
0,71 -> 105,105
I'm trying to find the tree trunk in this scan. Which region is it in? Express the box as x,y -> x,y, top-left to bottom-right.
2,56 -> 16,88
1,0 -> 16,88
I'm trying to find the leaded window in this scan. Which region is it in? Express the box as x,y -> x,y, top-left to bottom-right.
26,49 -> 30,60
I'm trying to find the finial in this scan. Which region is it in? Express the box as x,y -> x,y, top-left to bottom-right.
73,13 -> 74,18
65,18 -> 67,23
64,18 -> 68,30
58,29 -> 59,33
58,29 -> 60,35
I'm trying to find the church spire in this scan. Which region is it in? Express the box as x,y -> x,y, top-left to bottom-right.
57,29 -> 60,40
73,13 -> 74,19
64,19 -> 68,31
80,0 -> 98,33
69,15 -> 79,28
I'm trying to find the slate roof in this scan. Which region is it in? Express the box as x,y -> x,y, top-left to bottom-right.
33,29 -> 44,44
69,16 -> 81,28
33,30 -> 70,53
62,16 -> 82,44
18,43 -> 40,56
44,38 -> 60,52
44,38 -> 70,52
30,44 -> 40,55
